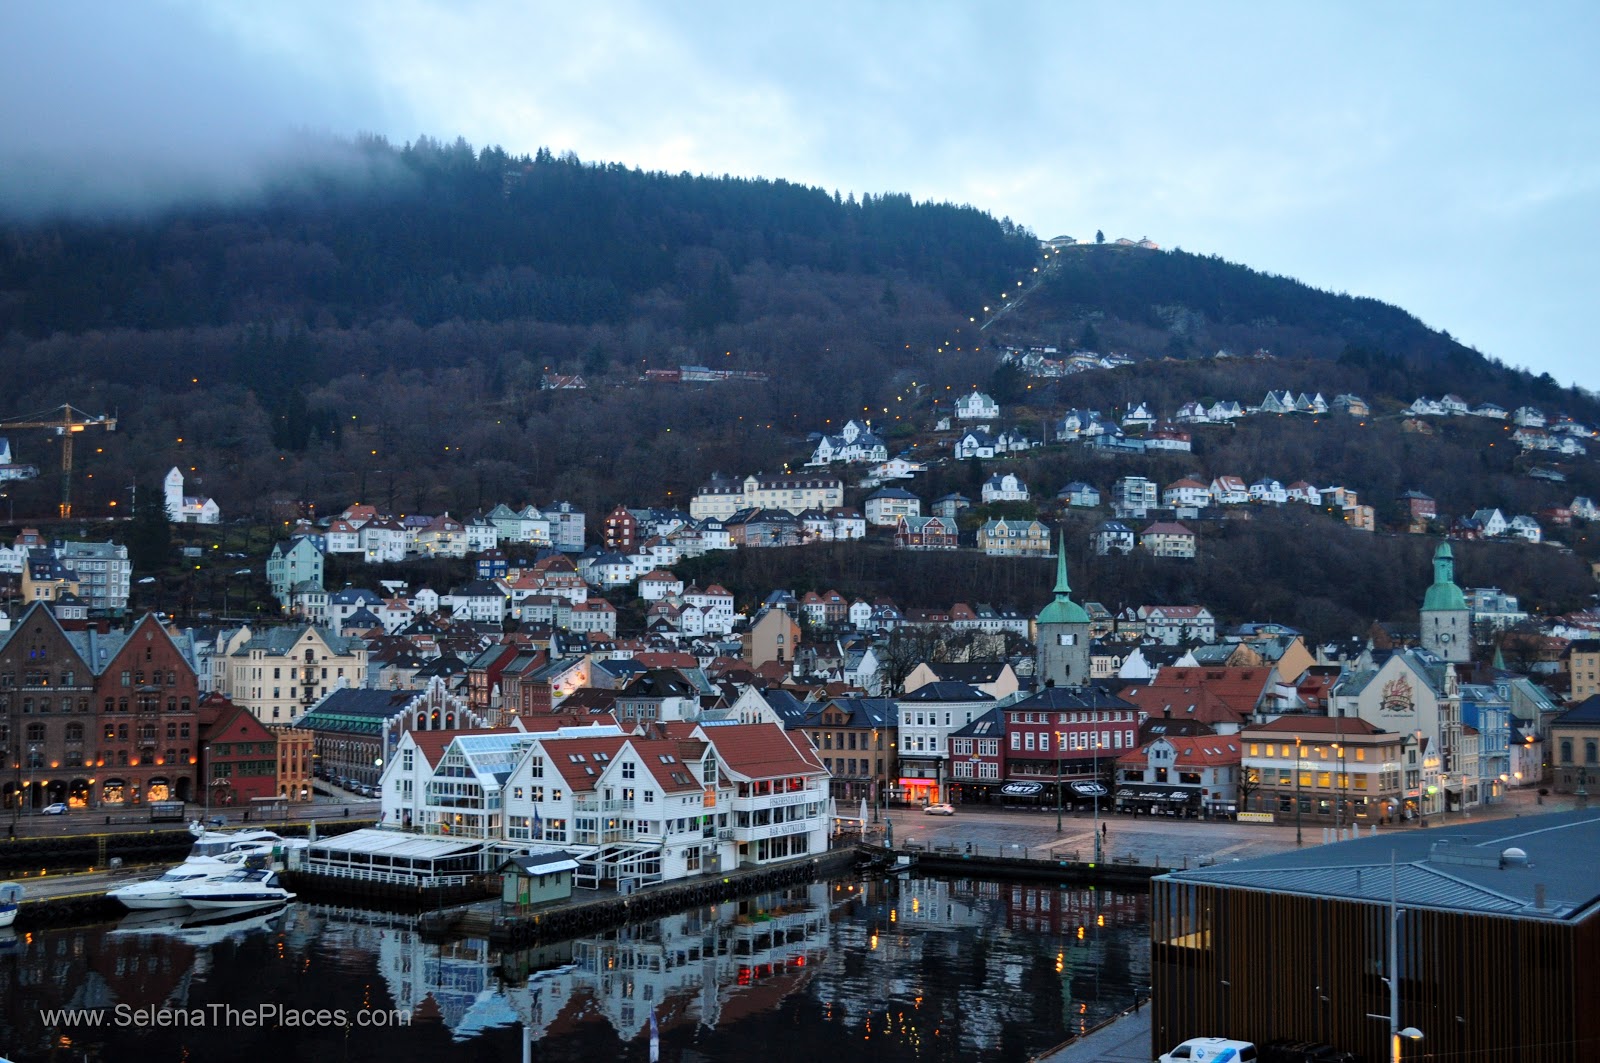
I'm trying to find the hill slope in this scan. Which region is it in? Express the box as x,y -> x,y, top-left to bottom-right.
1,140 -> 1596,641
991,243 -> 1595,422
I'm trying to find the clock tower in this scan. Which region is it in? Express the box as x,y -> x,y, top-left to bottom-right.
1035,535 -> 1092,688
1420,541 -> 1470,663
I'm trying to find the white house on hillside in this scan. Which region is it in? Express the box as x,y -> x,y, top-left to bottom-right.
165,467 -> 220,524
954,391 -> 1000,420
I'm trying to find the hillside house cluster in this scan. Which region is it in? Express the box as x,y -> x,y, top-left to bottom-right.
10,536 -> 133,612
806,419 -> 888,466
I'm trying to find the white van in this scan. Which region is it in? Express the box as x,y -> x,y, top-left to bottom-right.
1157,1037 -> 1259,1063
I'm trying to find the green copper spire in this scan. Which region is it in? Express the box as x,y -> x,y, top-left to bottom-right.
1037,533 -> 1090,625
1422,541 -> 1467,612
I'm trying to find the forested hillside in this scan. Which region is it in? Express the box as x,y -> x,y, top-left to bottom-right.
2,137 -> 1596,638
0,137 -> 1036,516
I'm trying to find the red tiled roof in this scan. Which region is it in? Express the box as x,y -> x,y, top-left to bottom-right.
697,722 -> 824,779
634,652 -> 698,669
542,736 -> 630,792
629,736 -> 710,794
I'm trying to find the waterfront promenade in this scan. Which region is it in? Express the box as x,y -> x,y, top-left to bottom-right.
3,783 -> 1568,921
1034,1006 -> 1152,1063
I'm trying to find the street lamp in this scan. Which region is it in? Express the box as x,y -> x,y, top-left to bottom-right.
1055,729 -> 1064,833
1376,853 -> 1426,1063
1092,731 -> 1102,864
1334,739 -> 1346,834
871,727 -> 880,823
1294,737 -> 1304,846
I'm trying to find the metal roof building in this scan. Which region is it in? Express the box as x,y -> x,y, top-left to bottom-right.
1150,811 -> 1600,1062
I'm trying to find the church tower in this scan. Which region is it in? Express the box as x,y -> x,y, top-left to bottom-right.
164,467 -> 185,522
1035,535 -> 1091,687
1420,541 -> 1470,663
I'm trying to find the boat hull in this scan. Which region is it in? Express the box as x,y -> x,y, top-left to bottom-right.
0,904 -> 16,928
183,892 -> 295,911
108,890 -> 192,911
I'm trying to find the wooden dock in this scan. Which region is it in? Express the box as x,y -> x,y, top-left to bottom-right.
422,847 -> 861,947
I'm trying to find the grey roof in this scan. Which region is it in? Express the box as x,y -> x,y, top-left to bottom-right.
294,688 -> 418,734
762,689 -> 812,727
1008,685 -> 1135,712
231,624 -> 365,658
63,628 -> 132,675
1553,695 -> 1600,727
949,706 -> 1006,738
899,682 -> 993,703
1162,811 -> 1600,923
500,851 -> 581,876
808,697 -> 896,729
922,661 -> 1010,684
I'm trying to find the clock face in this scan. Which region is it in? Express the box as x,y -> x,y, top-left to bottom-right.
1438,633 -> 1453,643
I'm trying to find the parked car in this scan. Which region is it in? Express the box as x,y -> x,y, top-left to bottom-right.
1164,1037 -> 1260,1063
923,803 -> 955,816
1159,1037 -> 1259,1062
41,802 -> 68,815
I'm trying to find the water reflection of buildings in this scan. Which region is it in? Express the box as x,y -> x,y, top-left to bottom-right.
1,904 -> 313,1060
0,878 -> 1148,1060
810,877 -> 1153,1059
312,883 -> 834,1046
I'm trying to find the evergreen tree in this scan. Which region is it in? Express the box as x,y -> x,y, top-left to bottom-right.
126,484 -> 172,572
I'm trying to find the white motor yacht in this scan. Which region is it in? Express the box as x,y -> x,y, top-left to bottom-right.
180,868 -> 296,911
107,853 -> 256,910
184,823 -> 291,860
0,882 -> 22,928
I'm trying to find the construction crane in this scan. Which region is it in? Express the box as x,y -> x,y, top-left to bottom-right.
0,404 -> 117,519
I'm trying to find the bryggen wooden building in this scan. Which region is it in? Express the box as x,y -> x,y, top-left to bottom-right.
1152,811 -> 1600,1062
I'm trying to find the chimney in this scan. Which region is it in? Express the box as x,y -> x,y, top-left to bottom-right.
1534,883 -> 1547,910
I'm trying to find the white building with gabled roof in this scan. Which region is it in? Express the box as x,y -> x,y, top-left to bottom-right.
954,391 -> 1000,420
164,466 -> 220,524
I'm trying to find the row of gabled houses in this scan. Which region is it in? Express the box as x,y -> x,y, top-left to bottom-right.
1407,396 -> 1595,435
358,711 -> 831,889
1103,473 -> 1371,526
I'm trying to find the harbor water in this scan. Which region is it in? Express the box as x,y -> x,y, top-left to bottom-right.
0,873 -> 1151,1062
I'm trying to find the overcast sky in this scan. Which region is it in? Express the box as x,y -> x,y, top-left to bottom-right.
4,1 -> 1597,388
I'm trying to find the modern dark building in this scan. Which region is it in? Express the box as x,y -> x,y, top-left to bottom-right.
1152,811 -> 1600,1063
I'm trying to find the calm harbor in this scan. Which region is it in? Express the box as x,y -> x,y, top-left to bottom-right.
0,872 -> 1150,1063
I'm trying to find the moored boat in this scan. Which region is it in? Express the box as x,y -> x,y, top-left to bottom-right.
179,868 -> 296,911
0,882 -> 21,928
107,853 -> 257,910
